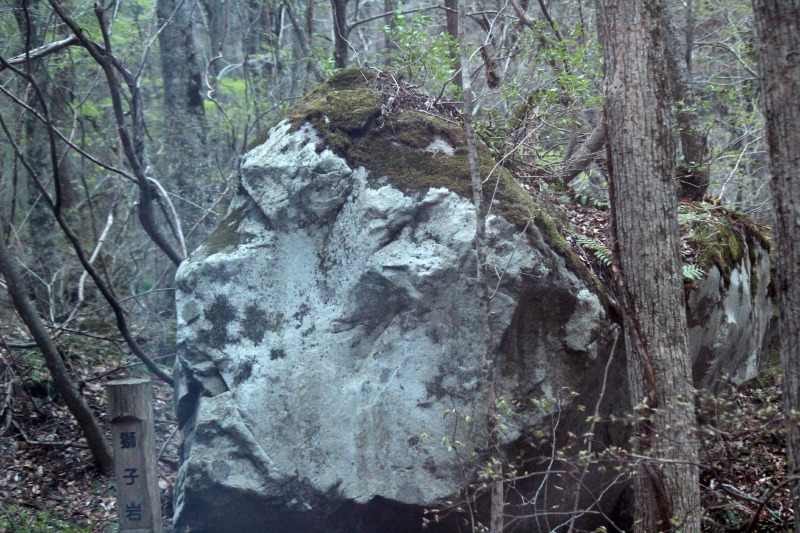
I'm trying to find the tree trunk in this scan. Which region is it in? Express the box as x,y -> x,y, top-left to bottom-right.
11,0 -> 60,305
282,0 -> 326,84
383,0 -> 397,59
444,0 -> 462,89
596,0 -> 701,531
156,0 -> 207,238
457,1 -> 503,530
331,0 -> 349,69
157,0 -> 205,120
0,238 -> 114,474
560,120 -> 606,184
660,1 -> 708,201
751,2 -> 800,530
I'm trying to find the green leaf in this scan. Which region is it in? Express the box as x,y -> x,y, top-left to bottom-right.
682,264 -> 705,282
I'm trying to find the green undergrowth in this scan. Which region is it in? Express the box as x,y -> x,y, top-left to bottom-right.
0,504 -> 92,532
569,201 -> 771,295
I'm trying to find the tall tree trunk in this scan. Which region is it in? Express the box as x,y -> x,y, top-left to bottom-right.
0,238 -> 114,474
282,0 -> 326,84
457,1 -> 502,530
12,0 -> 60,305
660,1 -> 708,201
596,0 -> 701,531
383,0 -> 397,60
751,2 -> 800,530
200,0 -> 228,77
445,0 -> 462,89
331,0 -> 349,69
157,0 -> 205,121
156,0 -> 207,239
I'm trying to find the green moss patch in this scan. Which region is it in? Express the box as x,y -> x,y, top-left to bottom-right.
245,68 -> 609,303
680,202 -> 772,291
202,203 -> 257,256
250,69 -> 576,254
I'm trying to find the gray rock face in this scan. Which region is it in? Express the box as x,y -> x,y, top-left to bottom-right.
688,247 -> 772,394
173,118 -> 770,531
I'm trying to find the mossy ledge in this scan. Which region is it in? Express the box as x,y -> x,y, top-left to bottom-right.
249,68 -> 597,291
681,202 -> 772,295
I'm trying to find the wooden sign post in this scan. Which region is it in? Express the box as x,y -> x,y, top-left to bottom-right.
107,378 -> 163,533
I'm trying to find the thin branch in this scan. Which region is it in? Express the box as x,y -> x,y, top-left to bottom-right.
536,0 -> 565,43
743,475 -> 800,533
147,177 -> 187,259
12,420 -> 89,449
0,82 -> 136,183
0,35 -> 80,71
46,0 -> 184,266
347,5 -> 439,32
282,0 -> 326,82
58,206 -> 116,330
0,111 -> 174,387
0,240 -> 112,470
559,121 -> 607,184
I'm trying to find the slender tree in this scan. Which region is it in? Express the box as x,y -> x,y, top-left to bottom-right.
660,0 -> 708,201
157,0 -> 207,214
751,2 -> 800,529
444,0 -> 462,89
10,0 -> 60,302
596,0 -> 701,530
457,1 -> 503,530
331,0 -> 349,68
0,237 -> 114,473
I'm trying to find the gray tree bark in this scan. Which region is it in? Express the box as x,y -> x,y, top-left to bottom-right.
751,2 -> 800,529
157,0 -> 205,120
331,0 -> 349,69
457,1 -> 503,530
11,0 -> 60,302
445,0 -> 462,89
596,0 -> 701,531
157,0 -> 207,237
282,0 -> 326,84
383,0 -> 398,59
560,121 -> 606,184
660,1 -> 708,201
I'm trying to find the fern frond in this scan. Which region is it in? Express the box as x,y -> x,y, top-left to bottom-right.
573,233 -> 613,267
682,264 -> 705,282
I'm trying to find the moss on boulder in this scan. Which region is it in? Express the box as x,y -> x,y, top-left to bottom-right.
680,202 -> 772,292
202,202 -> 256,257
249,68 -> 591,283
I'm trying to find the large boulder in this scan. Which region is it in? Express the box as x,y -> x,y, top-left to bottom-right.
172,70 -> 771,532
686,218 -> 772,394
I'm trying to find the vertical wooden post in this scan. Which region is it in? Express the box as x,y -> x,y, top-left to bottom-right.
107,378 -> 163,533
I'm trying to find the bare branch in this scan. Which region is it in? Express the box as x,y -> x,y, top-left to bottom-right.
0,81 -> 136,184
347,5 -> 439,33
0,35 -> 80,71
0,111 -> 174,387
560,121 -> 607,184
46,0 -> 184,266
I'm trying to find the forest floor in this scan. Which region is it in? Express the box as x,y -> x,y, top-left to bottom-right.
0,319 -> 178,532
0,321 -> 794,532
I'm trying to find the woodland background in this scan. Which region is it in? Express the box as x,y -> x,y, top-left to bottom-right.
0,0 -> 794,531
